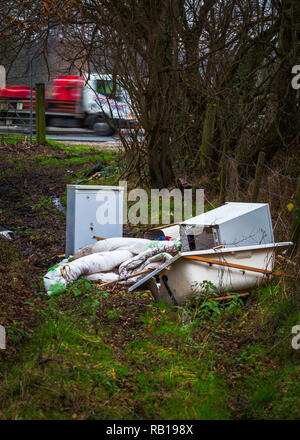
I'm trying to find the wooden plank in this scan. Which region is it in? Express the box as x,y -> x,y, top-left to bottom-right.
183,255 -> 276,275
149,223 -> 179,231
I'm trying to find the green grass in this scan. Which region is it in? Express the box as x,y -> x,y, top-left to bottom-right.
46,138 -> 119,156
0,133 -> 33,144
216,282 -> 300,419
0,283 -> 231,420
3,272 -> 300,420
39,154 -> 109,167
0,133 -> 118,155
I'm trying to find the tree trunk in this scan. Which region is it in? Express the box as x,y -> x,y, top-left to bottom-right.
200,103 -> 217,171
148,128 -> 175,188
144,1 -> 177,188
290,173 -> 300,254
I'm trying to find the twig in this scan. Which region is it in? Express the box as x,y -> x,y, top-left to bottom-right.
277,254 -> 297,266
209,292 -> 249,302
87,171 -> 101,181
149,222 -> 179,231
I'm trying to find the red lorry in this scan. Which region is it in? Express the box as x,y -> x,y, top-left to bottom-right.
0,75 -> 137,136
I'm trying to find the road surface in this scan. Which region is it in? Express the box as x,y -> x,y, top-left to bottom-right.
0,126 -> 136,146
47,133 -> 120,143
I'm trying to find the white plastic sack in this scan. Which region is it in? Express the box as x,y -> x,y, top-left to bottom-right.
120,253 -> 174,285
84,272 -> 120,283
43,264 -> 67,295
73,237 -> 152,260
119,241 -> 181,280
44,250 -> 133,294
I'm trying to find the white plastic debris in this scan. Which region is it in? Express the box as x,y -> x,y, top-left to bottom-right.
52,197 -> 66,215
84,272 -> 120,283
73,237 -> 153,260
43,264 -> 67,295
63,250 -> 133,283
118,241 -> 181,281
0,230 -> 13,240
161,224 -> 180,240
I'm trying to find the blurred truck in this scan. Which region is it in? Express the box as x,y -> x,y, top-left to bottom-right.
0,74 -> 137,136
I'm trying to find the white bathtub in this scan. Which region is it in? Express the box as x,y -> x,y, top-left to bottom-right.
129,242 -> 293,305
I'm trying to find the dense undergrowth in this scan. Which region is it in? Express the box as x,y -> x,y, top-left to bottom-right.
0,138 -> 299,419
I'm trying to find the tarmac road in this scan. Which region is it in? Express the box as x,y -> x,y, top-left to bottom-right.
0,126 -> 133,146
46,127 -> 121,143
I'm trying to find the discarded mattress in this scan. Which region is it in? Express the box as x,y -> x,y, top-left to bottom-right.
73,237 -> 154,260
44,237 -> 182,295
44,249 -> 133,294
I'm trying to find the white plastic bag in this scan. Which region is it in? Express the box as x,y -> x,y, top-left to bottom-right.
73,237 -> 152,260
118,241 -> 181,280
44,250 -> 133,294
84,272 -> 120,283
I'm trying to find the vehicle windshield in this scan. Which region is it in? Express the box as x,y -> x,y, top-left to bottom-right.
95,79 -> 123,101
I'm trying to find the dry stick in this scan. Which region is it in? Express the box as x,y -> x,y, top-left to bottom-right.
87,171 -> 101,181
183,255 -> 282,276
211,292 -> 249,302
251,151 -> 265,202
98,268 -> 152,288
277,254 -> 297,266
149,222 -> 179,231
280,273 -> 299,280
